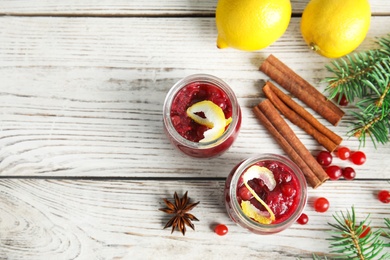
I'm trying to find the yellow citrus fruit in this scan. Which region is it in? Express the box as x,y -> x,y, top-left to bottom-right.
300,0 -> 371,58
215,0 -> 292,51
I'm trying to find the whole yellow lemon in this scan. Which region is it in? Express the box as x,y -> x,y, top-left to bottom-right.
301,0 -> 371,58
216,0 -> 292,51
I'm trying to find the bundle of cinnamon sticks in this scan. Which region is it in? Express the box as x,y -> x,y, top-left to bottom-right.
254,55 -> 345,189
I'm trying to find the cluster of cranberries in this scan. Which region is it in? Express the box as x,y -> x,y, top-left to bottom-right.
296,146 -> 389,226
316,147 -> 366,181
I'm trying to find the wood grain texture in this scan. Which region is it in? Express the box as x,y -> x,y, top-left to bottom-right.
0,1 -> 389,259
1,17 -> 390,178
0,0 -> 389,15
1,16 -> 389,69
1,179 -> 389,259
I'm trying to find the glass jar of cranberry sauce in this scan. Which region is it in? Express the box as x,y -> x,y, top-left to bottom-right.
225,154 -> 307,234
163,74 -> 241,158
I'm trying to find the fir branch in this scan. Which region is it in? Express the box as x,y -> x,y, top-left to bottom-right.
384,218 -> 390,247
324,50 -> 387,102
379,34 -> 390,55
312,207 -> 390,260
324,34 -> 390,147
348,112 -> 389,148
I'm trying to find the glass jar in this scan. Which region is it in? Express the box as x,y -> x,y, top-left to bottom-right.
163,74 -> 241,158
224,154 -> 307,234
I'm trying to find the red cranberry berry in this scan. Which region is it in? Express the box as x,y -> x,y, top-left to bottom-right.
314,197 -> 330,213
350,151 -> 366,165
378,190 -> 390,204
296,213 -> 309,225
359,225 -> 371,238
335,93 -> 349,106
281,183 -> 295,197
316,151 -> 332,167
238,185 -> 253,201
337,147 -> 351,160
214,224 -> 228,236
342,167 -> 356,180
326,165 -> 342,180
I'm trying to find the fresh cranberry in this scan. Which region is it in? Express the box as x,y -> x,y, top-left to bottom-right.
314,197 -> 330,213
337,147 -> 351,160
378,190 -> 390,203
296,213 -> 309,225
316,151 -> 332,167
326,165 -> 342,180
350,151 -> 366,165
214,224 -> 228,236
342,167 -> 356,180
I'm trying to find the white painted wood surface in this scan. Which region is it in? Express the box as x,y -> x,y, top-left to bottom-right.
0,0 -> 389,259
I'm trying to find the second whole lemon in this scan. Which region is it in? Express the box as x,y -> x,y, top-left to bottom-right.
300,0 -> 371,58
215,0 -> 292,51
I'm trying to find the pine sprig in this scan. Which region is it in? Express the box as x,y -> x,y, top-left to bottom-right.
384,218 -> 390,247
324,34 -> 390,147
313,207 -> 390,260
324,50 -> 389,101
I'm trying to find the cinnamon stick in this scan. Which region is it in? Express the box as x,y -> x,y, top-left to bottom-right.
256,99 -> 329,187
260,55 -> 344,126
265,81 -> 343,145
263,81 -> 341,152
253,106 -> 322,188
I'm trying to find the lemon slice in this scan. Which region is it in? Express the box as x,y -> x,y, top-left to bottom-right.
241,165 -> 276,223
186,100 -> 232,143
241,200 -> 273,224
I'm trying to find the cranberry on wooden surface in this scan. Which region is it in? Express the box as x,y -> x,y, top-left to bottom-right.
350,151 -> 366,165
377,190 -> 390,204
296,213 -> 309,225
214,224 -> 228,236
326,165 -> 342,180
337,147 -> 351,160
314,197 -> 330,213
342,167 -> 356,180
316,151 -> 332,167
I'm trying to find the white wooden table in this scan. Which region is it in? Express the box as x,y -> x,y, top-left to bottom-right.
1,1 -> 389,259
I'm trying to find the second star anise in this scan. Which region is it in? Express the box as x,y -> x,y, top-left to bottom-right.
159,191 -> 200,235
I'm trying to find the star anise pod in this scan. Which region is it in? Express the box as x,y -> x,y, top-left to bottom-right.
159,191 -> 200,236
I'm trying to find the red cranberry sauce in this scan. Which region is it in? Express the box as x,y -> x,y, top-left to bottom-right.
236,160 -> 301,224
170,82 -> 233,142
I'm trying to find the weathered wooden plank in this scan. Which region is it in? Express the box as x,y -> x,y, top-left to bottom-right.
0,179 -> 389,259
0,17 -> 388,69
1,16 -> 389,178
0,0 -> 389,16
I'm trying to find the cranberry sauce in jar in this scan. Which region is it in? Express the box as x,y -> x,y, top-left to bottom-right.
225,154 -> 307,234
163,74 -> 241,158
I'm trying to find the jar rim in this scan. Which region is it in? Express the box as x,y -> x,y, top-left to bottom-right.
163,74 -> 240,149
229,153 -> 308,233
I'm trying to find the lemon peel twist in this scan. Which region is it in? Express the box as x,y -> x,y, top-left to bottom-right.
241,166 -> 276,224
186,100 -> 232,143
